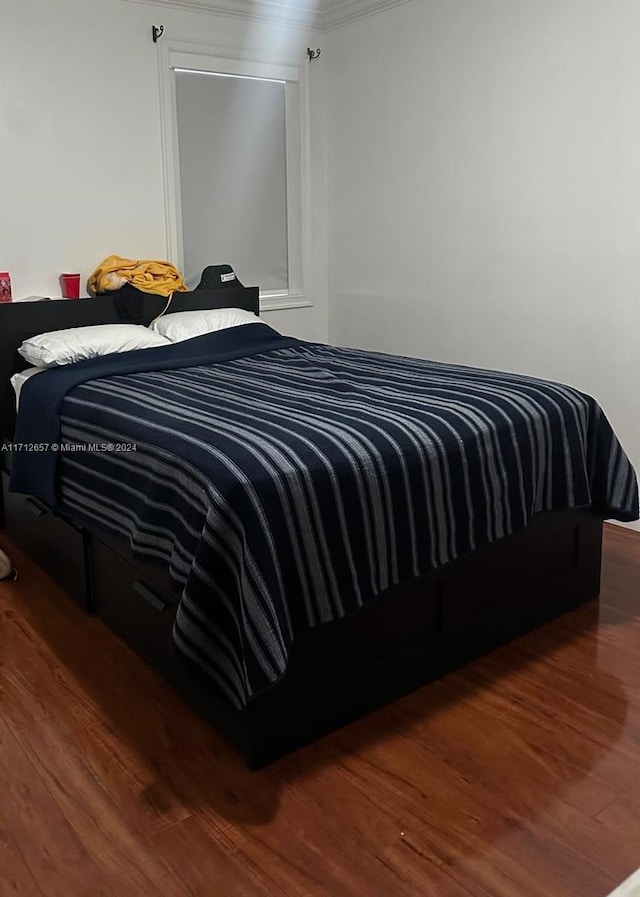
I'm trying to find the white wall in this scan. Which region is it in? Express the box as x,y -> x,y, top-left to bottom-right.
326,0 -> 640,527
0,0 -> 328,341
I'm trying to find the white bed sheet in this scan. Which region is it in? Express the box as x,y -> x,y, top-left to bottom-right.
10,367 -> 46,408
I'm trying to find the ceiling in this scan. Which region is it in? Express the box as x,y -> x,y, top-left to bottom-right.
125,0 -> 412,31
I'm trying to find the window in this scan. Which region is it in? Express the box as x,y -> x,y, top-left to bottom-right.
159,43 -> 310,310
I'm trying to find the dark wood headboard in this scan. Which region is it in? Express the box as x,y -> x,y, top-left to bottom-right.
0,287 -> 259,442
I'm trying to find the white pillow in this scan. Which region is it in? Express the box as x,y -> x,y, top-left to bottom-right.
18,324 -> 171,368
149,307 -> 260,343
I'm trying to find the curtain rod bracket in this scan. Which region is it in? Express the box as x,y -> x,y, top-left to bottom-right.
307,48 -> 321,62
152,25 -> 165,43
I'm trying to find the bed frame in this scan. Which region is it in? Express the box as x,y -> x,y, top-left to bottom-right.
0,291 -> 603,768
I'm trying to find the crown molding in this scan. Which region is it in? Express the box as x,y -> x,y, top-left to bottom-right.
120,0 -> 315,29
119,0 -> 412,32
318,0 -> 413,31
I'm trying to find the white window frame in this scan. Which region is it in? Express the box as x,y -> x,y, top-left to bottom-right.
158,40 -> 312,311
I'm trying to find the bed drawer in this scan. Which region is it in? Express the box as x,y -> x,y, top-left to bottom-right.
91,538 -> 179,676
2,472 -> 89,608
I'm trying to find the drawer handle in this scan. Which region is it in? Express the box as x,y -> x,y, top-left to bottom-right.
132,580 -> 167,612
25,497 -> 49,518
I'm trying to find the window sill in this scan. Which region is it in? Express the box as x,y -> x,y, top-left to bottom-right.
260,293 -> 313,312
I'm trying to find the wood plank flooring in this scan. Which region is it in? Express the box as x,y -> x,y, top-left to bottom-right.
0,524 -> 638,897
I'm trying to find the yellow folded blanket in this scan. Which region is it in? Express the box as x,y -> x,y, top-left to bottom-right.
89,255 -> 188,298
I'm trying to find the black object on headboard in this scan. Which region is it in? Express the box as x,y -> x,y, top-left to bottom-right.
0,287 -> 259,444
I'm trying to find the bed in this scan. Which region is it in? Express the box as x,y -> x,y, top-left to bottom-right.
1,289 -> 637,767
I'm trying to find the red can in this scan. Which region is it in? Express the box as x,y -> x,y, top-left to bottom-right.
0,272 -> 12,303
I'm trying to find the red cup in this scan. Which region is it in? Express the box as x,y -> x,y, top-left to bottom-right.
60,273 -> 81,299
0,272 -> 12,303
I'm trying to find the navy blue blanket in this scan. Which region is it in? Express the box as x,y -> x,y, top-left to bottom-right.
12,324 -> 299,506
10,324 -> 639,707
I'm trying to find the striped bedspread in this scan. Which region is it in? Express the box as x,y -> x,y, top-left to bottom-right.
11,324 -> 639,707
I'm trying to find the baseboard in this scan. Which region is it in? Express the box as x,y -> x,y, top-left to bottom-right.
605,868 -> 640,897
608,519 -> 640,533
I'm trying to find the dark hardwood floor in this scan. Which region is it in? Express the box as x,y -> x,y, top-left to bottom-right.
0,524 -> 638,897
